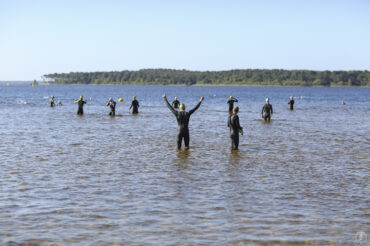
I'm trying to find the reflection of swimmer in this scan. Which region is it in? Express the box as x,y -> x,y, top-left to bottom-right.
172,97 -> 180,109
106,97 -> 116,116
49,96 -> 55,107
261,98 -> 273,121
342,100 -> 346,105
288,96 -> 294,110
228,106 -> 243,150
227,96 -> 238,113
163,94 -> 204,150
74,96 -> 86,115
129,96 -> 139,114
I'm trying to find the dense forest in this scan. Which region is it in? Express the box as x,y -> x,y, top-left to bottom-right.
44,69 -> 370,86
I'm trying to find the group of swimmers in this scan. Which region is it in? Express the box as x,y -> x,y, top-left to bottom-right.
49,94 -> 296,151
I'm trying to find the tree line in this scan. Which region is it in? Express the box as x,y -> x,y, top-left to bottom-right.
43,69 -> 370,86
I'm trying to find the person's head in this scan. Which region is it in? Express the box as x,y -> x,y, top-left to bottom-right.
109,97 -> 112,101
233,106 -> 239,114
290,96 -> 293,100
265,98 -> 269,104
133,96 -> 136,100
179,103 -> 185,111
229,96 -> 233,99
51,96 -> 54,99
80,95 -> 83,100
175,97 -> 177,100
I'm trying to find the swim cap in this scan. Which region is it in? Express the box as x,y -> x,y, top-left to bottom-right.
290,96 -> 293,100
133,96 -> 136,100
175,97 -> 177,100
109,97 -> 112,101
179,103 -> 185,110
80,95 -> 83,99
51,96 -> 54,98
229,96 -> 232,99
266,98 -> 269,102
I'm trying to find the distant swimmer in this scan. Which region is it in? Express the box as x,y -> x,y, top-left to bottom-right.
74,96 -> 86,115
107,97 -> 116,116
49,96 -> 55,107
227,96 -> 238,113
228,106 -> 243,150
172,97 -> 180,109
129,96 -> 139,114
288,96 -> 294,110
56,101 -> 62,106
163,94 -> 204,150
342,100 -> 346,105
261,98 -> 273,121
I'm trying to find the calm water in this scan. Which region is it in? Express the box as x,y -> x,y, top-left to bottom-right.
0,85 -> 369,245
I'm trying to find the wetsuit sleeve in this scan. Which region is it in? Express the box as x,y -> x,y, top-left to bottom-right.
234,99 -> 238,102
189,101 -> 202,115
129,102 -> 132,110
261,106 -> 264,114
271,105 -> 273,114
164,98 -> 177,116
236,115 -> 241,129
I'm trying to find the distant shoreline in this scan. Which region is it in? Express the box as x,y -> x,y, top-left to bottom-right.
39,83 -> 370,88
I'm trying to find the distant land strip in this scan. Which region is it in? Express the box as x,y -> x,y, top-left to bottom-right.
44,69 -> 370,86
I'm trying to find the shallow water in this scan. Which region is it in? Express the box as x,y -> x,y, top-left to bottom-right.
0,85 -> 369,245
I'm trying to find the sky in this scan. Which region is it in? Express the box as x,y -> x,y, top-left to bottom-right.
0,0 -> 370,80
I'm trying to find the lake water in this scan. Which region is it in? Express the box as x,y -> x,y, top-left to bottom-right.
0,85 -> 369,245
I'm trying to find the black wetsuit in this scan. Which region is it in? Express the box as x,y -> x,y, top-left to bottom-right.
49,99 -> 55,107
227,98 -> 238,113
288,99 -> 294,110
165,98 -> 202,149
228,114 -> 241,150
107,100 -> 116,116
261,103 -> 273,121
76,99 -> 86,115
172,99 -> 180,109
130,100 -> 139,114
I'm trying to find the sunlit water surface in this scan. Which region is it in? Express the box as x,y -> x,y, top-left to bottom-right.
0,85 -> 369,245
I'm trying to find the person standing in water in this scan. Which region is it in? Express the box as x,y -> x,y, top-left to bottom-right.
49,96 -> 55,107
227,96 -> 238,113
288,96 -> 294,110
107,97 -> 116,116
163,94 -> 204,150
261,98 -> 273,121
172,97 -> 180,109
74,96 -> 86,115
228,106 -> 243,150
129,96 -> 139,114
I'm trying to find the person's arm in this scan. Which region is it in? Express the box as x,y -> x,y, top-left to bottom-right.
107,102 -> 110,106
271,105 -> 273,114
236,115 -> 241,129
162,94 -> 177,115
234,98 -> 238,102
189,97 -> 204,115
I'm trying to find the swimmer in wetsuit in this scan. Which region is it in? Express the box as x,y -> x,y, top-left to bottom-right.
163,94 -> 204,150
49,96 -> 55,107
288,96 -> 294,110
228,106 -> 243,150
172,97 -> 180,109
74,96 -> 86,115
261,98 -> 273,121
129,96 -> 139,114
107,97 -> 116,116
227,96 -> 238,113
